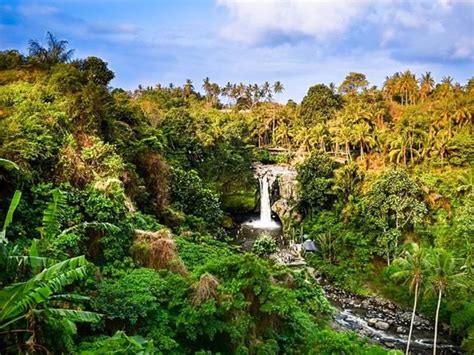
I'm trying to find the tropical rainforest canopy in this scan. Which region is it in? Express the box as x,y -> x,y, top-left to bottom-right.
0,33 -> 472,354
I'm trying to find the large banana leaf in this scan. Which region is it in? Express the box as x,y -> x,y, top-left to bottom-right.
1,190 -> 22,244
39,308 -> 101,323
0,158 -> 18,171
0,255 -> 89,326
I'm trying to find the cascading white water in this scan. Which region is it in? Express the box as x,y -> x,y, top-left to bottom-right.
245,172 -> 280,229
259,175 -> 272,224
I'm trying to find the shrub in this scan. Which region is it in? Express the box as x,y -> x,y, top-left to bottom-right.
297,151 -> 338,213
170,168 -> 223,229
130,229 -> 187,275
252,234 -> 278,257
77,331 -> 155,355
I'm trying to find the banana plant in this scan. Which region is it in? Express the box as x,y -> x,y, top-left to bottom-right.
0,255 -> 101,352
0,158 -> 21,245
0,190 -> 21,245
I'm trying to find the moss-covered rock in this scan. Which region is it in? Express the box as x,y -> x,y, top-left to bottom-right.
221,190 -> 257,213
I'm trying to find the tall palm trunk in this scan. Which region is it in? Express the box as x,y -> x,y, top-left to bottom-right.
433,288 -> 442,355
406,281 -> 419,354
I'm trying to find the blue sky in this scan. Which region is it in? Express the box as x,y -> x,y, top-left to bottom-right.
1,0 -> 473,101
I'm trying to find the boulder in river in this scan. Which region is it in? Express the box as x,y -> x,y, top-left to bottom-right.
396,326 -> 407,334
375,321 -> 390,330
368,318 -> 378,326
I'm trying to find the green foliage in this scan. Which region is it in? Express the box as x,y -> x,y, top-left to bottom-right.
304,211 -> 374,292
94,268 -> 186,329
1,190 -> 21,244
175,235 -> 235,270
0,254 -> 100,352
300,84 -> 342,125
0,158 -> 19,171
1,35 -> 472,352
78,331 -> 155,355
0,82 -> 67,175
450,302 -> 474,349
297,151 -> 338,212
339,72 -> 369,94
171,168 -> 223,230
75,56 -> 115,86
220,190 -> 257,213
252,234 -> 278,257
364,168 -> 427,263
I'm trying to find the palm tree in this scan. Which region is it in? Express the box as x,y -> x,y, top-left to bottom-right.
392,243 -> 427,354
210,82 -> 220,107
388,133 -> 408,165
183,79 -> 194,99
202,77 -> 211,106
222,81 -> 233,106
273,81 -> 284,102
251,83 -> 261,107
425,249 -> 466,355
399,70 -> 418,105
368,103 -> 387,130
435,76 -> 454,99
452,97 -> 472,127
383,75 -> 396,103
28,32 -> 74,65
352,122 -> 375,159
419,72 -> 435,101
262,81 -> 272,102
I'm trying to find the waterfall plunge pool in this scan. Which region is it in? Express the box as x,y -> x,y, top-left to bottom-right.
235,167 -> 283,251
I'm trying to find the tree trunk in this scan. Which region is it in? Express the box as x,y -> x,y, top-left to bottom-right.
345,142 -> 351,161
406,281 -> 419,354
386,240 -> 391,265
433,288 -> 442,355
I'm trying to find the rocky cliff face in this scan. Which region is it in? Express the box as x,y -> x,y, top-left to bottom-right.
253,163 -> 300,234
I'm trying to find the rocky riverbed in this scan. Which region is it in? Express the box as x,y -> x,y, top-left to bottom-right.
324,285 -> 462,354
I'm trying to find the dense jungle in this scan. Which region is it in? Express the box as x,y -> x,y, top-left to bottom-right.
0,33 -> 472,354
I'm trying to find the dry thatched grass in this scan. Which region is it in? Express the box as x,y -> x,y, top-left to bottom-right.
94,178 -> 135,213
191,273 -> 220,306
131,229 -> 187,275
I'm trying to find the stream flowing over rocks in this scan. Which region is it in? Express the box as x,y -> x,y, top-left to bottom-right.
324,284 -> 462,354
238,163 -> 463,354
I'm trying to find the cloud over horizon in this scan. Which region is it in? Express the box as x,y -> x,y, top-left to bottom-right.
1,0 -> 473,101
217,0 -> 474,62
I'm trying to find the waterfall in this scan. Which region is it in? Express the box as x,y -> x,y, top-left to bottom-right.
259,175 -> 272,224
245,171 -> 280,229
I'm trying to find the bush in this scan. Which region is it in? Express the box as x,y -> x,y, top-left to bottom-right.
171,168 -> 223,229
77,331 -> 155,354
252,234 -> 278,257
297,151 -> 338,213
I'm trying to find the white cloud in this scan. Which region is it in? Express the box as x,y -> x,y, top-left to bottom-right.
87,23 -> 140,36
17,4 -> 59,16
452,37 -> 474,60
217,0 -> 368,44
